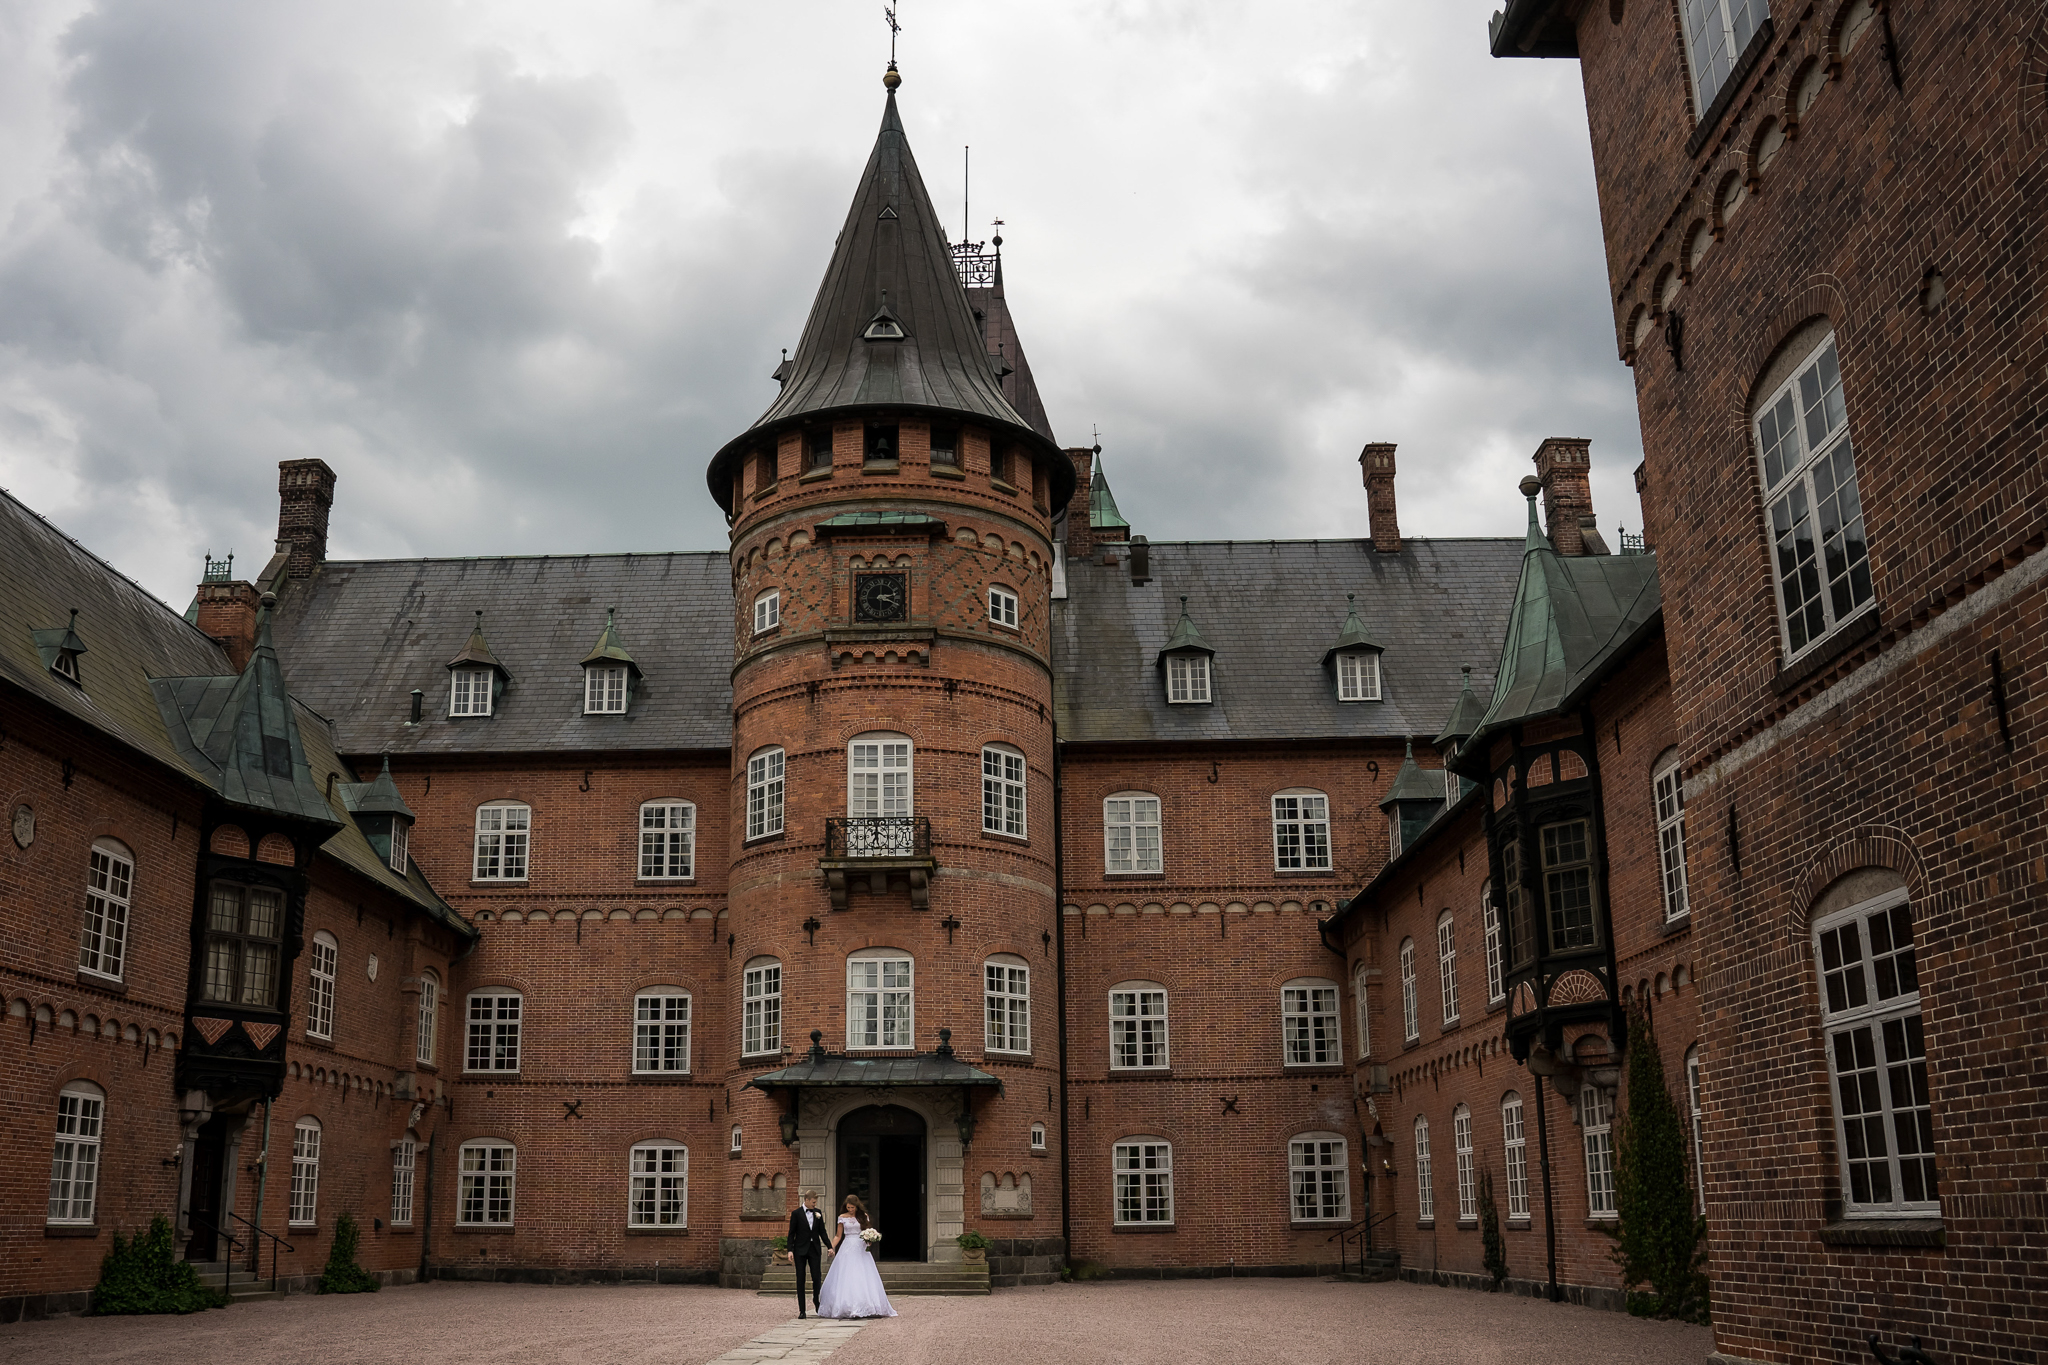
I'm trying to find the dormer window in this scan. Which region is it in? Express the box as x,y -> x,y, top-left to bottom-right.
1336,652 -> 1381,702
450,669 -> 494,717
52,651 -> 79,682
1167,655 -> 1210,704
32,609 -> 89,688
390,819 -> 410,875
585,666 -> 628,714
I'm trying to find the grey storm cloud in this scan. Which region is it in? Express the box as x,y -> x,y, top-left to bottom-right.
0,0 -> 1643,606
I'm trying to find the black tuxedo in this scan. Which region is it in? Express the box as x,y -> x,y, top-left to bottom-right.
787,1205 -> 826,1312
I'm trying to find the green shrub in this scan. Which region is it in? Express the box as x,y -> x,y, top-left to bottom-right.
1610,1000 -> 1710,1322
954,1230 -> 992,1251
1479,1171 -> 1508,1289
317,1212 -> 381,1294
771,1234 -> 789,1252
91,1216 -> 227,1315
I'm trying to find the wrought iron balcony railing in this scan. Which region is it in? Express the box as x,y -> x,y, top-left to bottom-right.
823,816 -> 931,861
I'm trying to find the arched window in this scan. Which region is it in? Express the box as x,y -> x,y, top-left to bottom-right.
628,1143 -> 688,1228
746,748 -> 785,840
1282,978 -> 1340,1067
48,1081 -> 104,1225
1399,939 -> 1419,1043
848,733 -> 913,817
416,970 -> 439,1066
1414,1115 -> 1434,1224
1452,1104 -> 1476,1222
847,948 -> 913,1050
988,584 -> 1019,629
639,800 -> 696,881
984,955 -> 1030,1054
1437,912 -> 1460,1026
391,1134 -> 417,1226
202,880 -> 284,1007
306,930 -> 338,1040
79,838 -> 133,982
1103,793 -> 1162,874
289,1117 -> 322,1226
1109,982 -> 1169,1070
1654,749 -> 1689,921
473,802 -> 531,881
1289,1132 -> 1349,1222
982,744 -> 1026,837
1112,1138 -> 1173,1225
1481,882 -> 1505,1005
742,958 -> 782,1057
1272,789 -> 1331,871
1353,964 -> 1372,1060
465,990 -> 522,1072
1685,1046 -> 1707,1215
634,988 -> 692,1073
458,1140 -> 516,1225
753,588 -> 780,635
1755,328 -> 1870,660
1501,1092 -> 1529,1221
1581,1085 -> 1617,1219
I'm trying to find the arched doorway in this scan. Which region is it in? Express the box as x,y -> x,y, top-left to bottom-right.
836,1105 -> 926,1262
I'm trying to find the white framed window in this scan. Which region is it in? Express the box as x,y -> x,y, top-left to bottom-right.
1272,790 -> 1332,871
1112,1140 -> 1173,1225
742,959 -> 782,1056
465,991 -> 522,1072
753,589 -> 781,634
639,800 -> 696,880
1453,1105 -> 1476,1222
1109,984 -> 1169,1070
1682,0 -> 1770,116
390,819 -> 409,876
984,956 -> 1030,1054
391,1137 -> 416,1226
1437,912 -> 1460,1026
1582,1085 -> 1617,1218
1336,651 -> 1381,702
1502,1092 -> 1530,1221
1414,1115 -> 1434,1224
306,931 -> 337,1040
1542,819 -> 1598,952
1756,333 -> 1871,661
1290,1134 -> 1349,1222
628,1143 -> 688,1228
982,745 -> 1027,837
1353,966 -> 1372,1059
1104,793 -> 1162,874
1482,882 -> 1505,1006
989,584 -> 1019,629
1165,654 -> 1210,704
47,1082 -> 104,1225
1686,1046 -> 1707,1215
1654,750 -> 1690,921
79,838 -> 133,981
290,1117 -> 322,1226
585,665 -> 628,714
1816,889 -> 1936,1215
729,1124 -> 743,1155
450,667 -> 494,717
473,802 -> 530,881
458,1141 -> 516,1225
849,735 -> 913,817
1282,979 -> 1340,1066
633,990 -> 691,1073
417,971 -> 439,1066
1030,1123 -> 1047,1152
203,881 -> 283,1007
1444,763 -> 1460,804
847,950 -> 914,1050
1399,939 -> 1419,1043
746,748 -> 785,840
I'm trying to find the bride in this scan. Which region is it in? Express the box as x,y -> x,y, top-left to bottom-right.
815,1194 -> 897,1319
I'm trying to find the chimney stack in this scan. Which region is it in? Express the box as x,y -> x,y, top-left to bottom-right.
1532,438 -> 1595,556
1359,442 -> 1400,553
277,459 -> 337,579
194,581 -> 262,672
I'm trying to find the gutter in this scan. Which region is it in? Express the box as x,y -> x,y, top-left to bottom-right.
1052,711 -> 1072,1267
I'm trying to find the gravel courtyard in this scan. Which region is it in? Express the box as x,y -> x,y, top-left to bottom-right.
0,1278 -> 1714,1365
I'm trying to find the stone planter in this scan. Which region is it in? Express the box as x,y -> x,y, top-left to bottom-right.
960,1247 -> 987,1263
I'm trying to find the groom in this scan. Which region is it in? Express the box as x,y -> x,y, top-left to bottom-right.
787,1190 -> 825,1317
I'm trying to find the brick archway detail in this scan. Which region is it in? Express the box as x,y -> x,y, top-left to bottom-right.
1787,823 -> 1927,934
2021,3 -> 2048,147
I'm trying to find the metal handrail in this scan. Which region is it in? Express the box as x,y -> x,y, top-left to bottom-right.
225,1209 -> 295,1293
187,1215 -> 248,1297
1325,1210 -> 1396,1279
824,816 -> 931,860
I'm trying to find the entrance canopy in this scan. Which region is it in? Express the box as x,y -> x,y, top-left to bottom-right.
746,1029 -> 1003,1093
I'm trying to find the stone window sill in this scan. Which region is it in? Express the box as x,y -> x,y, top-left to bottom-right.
1772,606 -> 1880,696
862,461 -> 900,475
1111,1223 -> 1175,1234
455,1225 -> 516,1235
1507,1219 -> 1532,1231
1456,1219 -> 1478,1231
980,829 -> 1030,848
1104,872 -> 1166,880
1440,1020 -> 1462,1035
302,1036 -> 334,1051
990,478 -> 1019,495
1584,1217 -> 1618,1231
1818,1218 -> 1944,1249
799,468 -> 833,484
1273,870 -> 1336,880
742,831 -> 786,848
930,465 -> 965,480
751,484 -> 780,502
1402,1037 -> 1420,1051
1108,1068 -> 1174,1079
627,1072 -> 693,1083
1685,17 -> 1774,159
1658,914 -> 1692,938
470,880 -> 529,889
1290,1221 -> 1348,1232
464,1072 -> 521,1081
1282,1065 -> 1348,1076
1417,1220 -> 1435,1231
44,1225 -> 99,1238
638,878 -> 697,886
624,1227 -> 690,1237
76,970 -> 127,996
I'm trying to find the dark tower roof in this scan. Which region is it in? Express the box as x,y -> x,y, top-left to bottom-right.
965,245 -> 1056,443
707,83 -> 1073,512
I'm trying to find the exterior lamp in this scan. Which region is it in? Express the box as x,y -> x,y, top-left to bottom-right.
779,1109 -> 798,1147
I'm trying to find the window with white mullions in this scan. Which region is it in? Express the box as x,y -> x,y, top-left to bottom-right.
289,1118 -> 322,1226
988,585 -> 1018,628
848,736 -> 913,817
1336,651 -> 1380,702
1542,820 -> 1599,951
743,959 -> 782,1056
1654,750 -> 1690,920
1289,1135 -> 1349,1222
458,1142 -> 516,1225
982,745 -> 1026,837
1816,891 -> 1937,1215
1353,966 -> 1372,1059
1282,980 -> 1340,1066
1414,1115 -> 1434,1224
1682,0 -> 1771,115
628,1144 -> 688,1228
753,589 -> 780,635
1481,882 -> 1505,1005
639,801 -> 695,880
47,1082 -> 103,1225
1582,1085 -> 1617,1218
1453,1106 -> 1477,1221
306,931 -> 337,1040
391,1137 -> 416,1226
417,971 -> 439,1066
473,803 -> 530,881
1272,791 -> 1331,871
79,839 -> 133,981
1399,938 -> 1419,1043
1501,1092 -> 1530,1221
1165,654 -> 1210,704
847,953 -> 914,1050
1437,912 -> 1460,1026
984,958 -> 1030,1054
1685,1047 -> 1707,1216
633,991 -> 691,1073
585,665 -> 628,714
1755,334 -> 1871,661
465,991 -> 522,1072
747,749 -> 785,840
1103,793 -> 1162,874
1113,1140 -> 1173,1224
449,668 -> 493,717
1109,985 -> 1169,1069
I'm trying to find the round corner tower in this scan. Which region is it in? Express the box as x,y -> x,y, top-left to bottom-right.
705,72 -> 1074,1265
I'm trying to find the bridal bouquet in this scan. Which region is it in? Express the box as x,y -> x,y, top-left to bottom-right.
860,1228 -> 883,1247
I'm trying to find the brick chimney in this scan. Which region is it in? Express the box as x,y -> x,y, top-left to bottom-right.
1064,446 -> 1096,560
195,581 -> 262,672
277,459 -> 337,578
1532,438 -> 1595,556
1359,442 -> 1400,553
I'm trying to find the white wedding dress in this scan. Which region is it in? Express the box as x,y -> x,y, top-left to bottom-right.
816,1214 -> 897,1319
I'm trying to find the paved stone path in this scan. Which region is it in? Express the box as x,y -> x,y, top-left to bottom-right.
708,1317 -> 864,1365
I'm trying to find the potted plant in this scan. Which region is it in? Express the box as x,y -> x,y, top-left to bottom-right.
955,1230 -> 992,1263
771,1235 -> 791,1264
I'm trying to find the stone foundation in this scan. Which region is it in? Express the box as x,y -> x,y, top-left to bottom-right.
1397,1265 -> 1623,1313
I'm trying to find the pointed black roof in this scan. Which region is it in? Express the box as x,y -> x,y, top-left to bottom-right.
707,83 -> 1073,512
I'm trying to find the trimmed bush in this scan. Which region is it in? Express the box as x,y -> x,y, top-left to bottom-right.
91,1216 -> 227,1314
1610,1000 -> 1710,1322
318,1212 -> 381,1294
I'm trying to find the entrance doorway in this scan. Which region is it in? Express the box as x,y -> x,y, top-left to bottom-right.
837,1105 -> 926,1262
185,1114 -> 233,1261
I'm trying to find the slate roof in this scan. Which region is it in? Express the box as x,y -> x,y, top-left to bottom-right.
1054,537 -> 1525,744
967,265 -> 1056,443
268,553 -> 736,756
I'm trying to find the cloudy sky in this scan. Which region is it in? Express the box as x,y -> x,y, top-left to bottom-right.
0,0 -> 1642,607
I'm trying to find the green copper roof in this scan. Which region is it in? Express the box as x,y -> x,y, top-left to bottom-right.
1090,460 -> 1130,531
447,610 -> 510,678
1321,593 -> 1383,664
1380,740 -> 1443,809
1435,665 -> 1487,746
30,609 -> 89,674
343,753 -> 415,821
579,607 -> 640,672
1154,596 -> 1215,666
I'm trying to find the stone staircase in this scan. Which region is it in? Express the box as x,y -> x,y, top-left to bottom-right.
1331,1248 -> 1401,1284
757,1257 -> 990,1298
188,1259 -> 284,1304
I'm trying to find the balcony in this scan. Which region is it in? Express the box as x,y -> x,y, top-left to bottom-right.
820,817 -> 934,911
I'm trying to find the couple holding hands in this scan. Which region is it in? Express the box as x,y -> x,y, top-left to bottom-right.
786,1190 -> 897,1319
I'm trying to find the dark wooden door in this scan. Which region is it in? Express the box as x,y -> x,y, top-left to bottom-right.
185,1116 -> 230,1261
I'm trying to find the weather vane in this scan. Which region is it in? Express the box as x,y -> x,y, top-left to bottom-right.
883,3 -> 900,64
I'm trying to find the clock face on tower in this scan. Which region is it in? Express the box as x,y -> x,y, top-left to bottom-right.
853,572 -> 909,624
